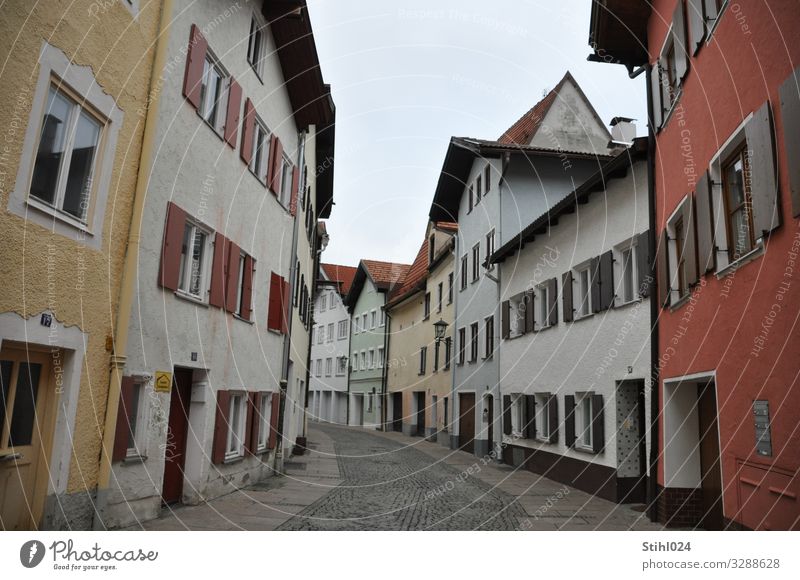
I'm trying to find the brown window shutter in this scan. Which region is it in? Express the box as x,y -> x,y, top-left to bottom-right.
598,250 -> 614,311
746,101 -> 781,236
564,395 -> 576,448
209,233 -> 228,308
524,290 -> 535,333
211,390 -> 230,465
779,67 -> 800,218
562,270 -> 573,322
182,24 -> 207,110
547,395 -> 558,443
266,135 -> 277,189
501,300 -> 510,339
268,391 -> 281,449
591,394 -> 605,454
547,277 -> 558,326
656,229 -> 671,307
636,230 -> 652,297
241,255 -> 255,321
112,376 -> 135,462
269,137 -> 284,195
694,173 -> 715,275
225,241 -> 241,312
289,166 -> 300,216
281,277 -> 290,335
590,256 -> 601,313
240,98 -> 255,164
267,272 -> 282,331
672,0 -> 689,82
688,0 -> 706,55
502,395 -> 512,436
649,65 -> 663,131
224,77 -> 242,148
158,201 -> 187,291
244,391 -> 257,455
682,196 -> 699,287
524,395 -> 536,439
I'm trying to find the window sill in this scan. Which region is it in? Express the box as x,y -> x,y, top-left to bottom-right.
614,297 -> 643,309
572,313 -> 594,323
196,109 -> 225,142
122,454 -> 147,464
573,445 -> 596,455
233,313 -> 254,324
471,278 -> 480,285
660,87 -> 684,132
174,290 -> 209,307
482,355 -> 493,361
26,196 -> 94,236
715,243 -> 765,279
535,437 -> 552,445
669,289 -> 695,312
223,454 -> 245,465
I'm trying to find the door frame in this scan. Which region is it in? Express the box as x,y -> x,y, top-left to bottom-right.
458,390 -> 477,453
161,367 -> 193,505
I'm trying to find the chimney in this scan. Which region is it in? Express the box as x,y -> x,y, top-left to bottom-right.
609,117 -> 636,146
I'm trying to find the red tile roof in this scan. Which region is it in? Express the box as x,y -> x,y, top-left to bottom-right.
498,71 -> 573,146
362,260 -> 410,292
320,263 -> 358,295
387,239 -> 429,305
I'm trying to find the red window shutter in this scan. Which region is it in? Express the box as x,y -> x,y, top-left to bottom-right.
209,233 -> 228,308
269,137 -> 284,195
289,165 -> 300,216
250,392 -> 263,453
268,391 -> 281,449
267,272 -> 282,331
182,24 -> 208,110
224,77 -> 242,149
158,201 -> 187,291
266,135 -> 277,190
112,376 -> 135,462
240,98 -> 255,164
281,278 -> 291,334
241,255 -> 255,321
211,390 -> 230,465
225,241 -> 241,313
244,391 -> 257,455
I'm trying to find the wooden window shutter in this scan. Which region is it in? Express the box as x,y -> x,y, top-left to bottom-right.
687,0 -> 706,55
268,391 -> 280,449
562,270 -> 574,322
547,277 -> 558,326
649,65 -> 663,131
281,278 -> 291,335
158,202 -> 187,291
501,300 -> 510,339
547,395 -> 559,443
266,135 -> 278,190
240,98 -> 255,164
241,255 -> 255,321
682,196 -> 699,287
524,290 -> 535,333
591,394 -> 605,454
225,241 -> 241,312
269,137 -> 284,195
636,230 -> 652,298
524,395 -> 536,439
182,24 -> 207,110
209,233 -> 228,308
249,392 -> 262,453
502,395 -> 512,436
672,0 -> 689,82
779,67 -> 800,218
267,272 -> 282,331
694,173 -> 715,275
290,166 -> 300,216
598,250 -> 614,311
746,101 -> 781,237
224,78 -> 242,148
243,391 -> 258,455
590,256 -> 602,313
112,376 -> 135,462
564,395 -> 576,448
656,229 -> 671,307
211,390 -> 230,465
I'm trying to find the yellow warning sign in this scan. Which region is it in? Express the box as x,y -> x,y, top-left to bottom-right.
154,371 -> 172,393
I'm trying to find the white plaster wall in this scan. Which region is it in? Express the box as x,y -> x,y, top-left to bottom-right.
499,159 -> 650,471
309,284 -> 350,396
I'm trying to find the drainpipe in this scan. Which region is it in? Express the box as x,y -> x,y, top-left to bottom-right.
449,230 -> 460,448
94,0 -> 172,528
381,306 -> 392,431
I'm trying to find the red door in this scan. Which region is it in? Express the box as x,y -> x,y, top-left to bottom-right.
161,368 -> 192,505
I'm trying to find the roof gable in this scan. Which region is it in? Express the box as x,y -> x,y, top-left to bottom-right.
320,263 -> 357,296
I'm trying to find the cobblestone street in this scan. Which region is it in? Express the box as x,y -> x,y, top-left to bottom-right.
136,423 -> 662,531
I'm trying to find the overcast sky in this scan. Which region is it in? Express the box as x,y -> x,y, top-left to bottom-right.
306,0 -> 647,268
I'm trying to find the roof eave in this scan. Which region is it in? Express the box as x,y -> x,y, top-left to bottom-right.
588,0 -> 651,68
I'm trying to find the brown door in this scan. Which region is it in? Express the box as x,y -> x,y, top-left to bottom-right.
392,393 -> 402,432
458,393 -> 476,453
161,368 -> 193,505
486,395 -> 494,452
697,381 -> 723,530
416,392 -> 426,436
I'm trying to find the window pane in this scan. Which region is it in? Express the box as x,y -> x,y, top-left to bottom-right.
622,248 -> 634,302
30,87 -> 72,206
189,230 -> 206,296
62,110 -> 100,220
127,384 -> 141,450
9,363 -> 42,447
731,209 -> 753,258
0,360 -> 12,442
178,223 -> 192,291
725,156 -> 746,207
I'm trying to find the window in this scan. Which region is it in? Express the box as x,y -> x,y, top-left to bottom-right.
468,184 -> 474,213
225,393 -> 246,460
234,252 -> 247,317
469,322 -> 479,363
377,347 -> 384,368
476,175 -> 482,204
722,144 -> 755,261
448,272 -> 454,303
508,292 -> 529,338
428,234 -> 435,264
338,320 -> 348,339
534,393 -> 551,442
320,294 -> 327,312
661,40 -> 679,110
367,349 -> 374,369
433,341 -> 440,371
510,395 -> 524,438
199,51 -> 229,135
362,314 -> 368,332
247,15 -> 266,78
674,216 -> 687,297
380,309 -> 386,327
353,317 -> 359,334
460,255 -> 468,289
316,359 -> 323,377
177,220 -> 209,299
484,164 -> 491,194
250,118 -> 270,183
437,282 -> 443,312
325,358 -> 333,377
484,316 -> 494,359
279,157 -> 293,208
317,326 -> 324,344
576,393 -> 594,450
123,381 -> 147,457
444,337 -> 452,370
256,394 -> 271,453
471,244 -> 480,281
370,309 -> 377,329
327,323 -> 334,343
485,230 -> 495,264
619,244 -> 637,304
360,351 -> 366,371
576,266 -> 592,318
29,84 -> 103,224
336,356 -> 347,376
423,293 -> 431,319
537,284 -> 549,330
457,328 -> 466,365
418,346 -> 427,375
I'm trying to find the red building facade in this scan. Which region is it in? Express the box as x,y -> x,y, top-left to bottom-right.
590,0 -> 800,529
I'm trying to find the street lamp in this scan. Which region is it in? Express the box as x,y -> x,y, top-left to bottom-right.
433,319 -> 448,343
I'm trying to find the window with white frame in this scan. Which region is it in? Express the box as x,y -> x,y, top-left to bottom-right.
256,394 -> 271,453
423,293 -> 431,319
379,309 -> 385,327
448,272 -> 454,303
367,348 -> 374,369
457,327 -> 466,365
509,293 -> 527,338
320,294 -> 327,312
279,157 -> 292,207
124,381 -> 148,458
177,220 -> 210,299
370,309 -> 377,329
484,315 -> 494,359
325,358 -> 333,377
471,244 -> 481,281
360,350 -> 366,371
29,84 -> 104,224
469,322 -> 479,362
247,14 -> 267,78
617,242 -> 638,305
510,394 -> 524,439
575,392 -> 594,450
336,356 -> 347,376
575,265 -> 592,318
316,359 -> 322,377
534,393 -> 551,442
317,325 -> 324,344
418,346 -> 427,375
327,323 -> 334,343
377,347 -> 384,368
199,50 -> 229,135
537,283 -> 549,329
250,118 -> 270,184
353,317 -> 359,334
225,393 -> 246,460
485,229 -> 495,263
337,319 -> 348,339
362,313 -> 368,332
460,255 -> 468,289
234,252 -> 248,318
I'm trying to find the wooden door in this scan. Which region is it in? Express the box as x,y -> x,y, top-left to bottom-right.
486,395 -> 494,452
697,381 -> 723,530
0,347 -> 56,530
417,393 -> 426,436
458,393 -> 476,453
161,368 -> 193,505
392,393 -> 402,432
